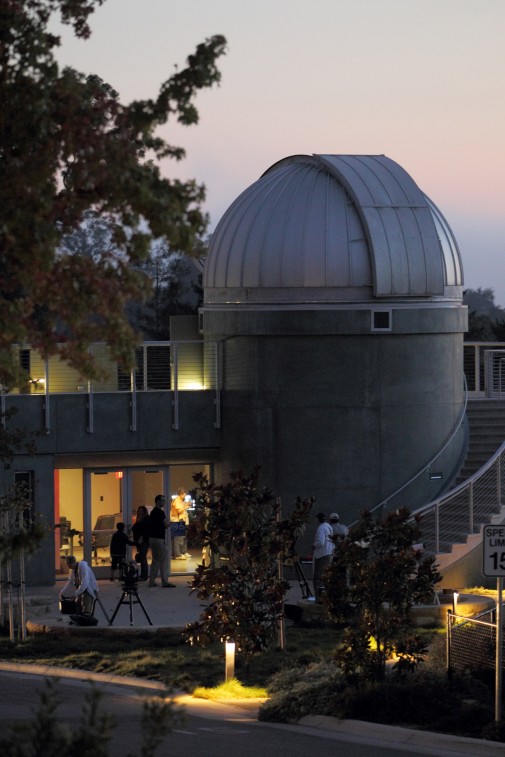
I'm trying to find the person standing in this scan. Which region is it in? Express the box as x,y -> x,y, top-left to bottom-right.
170,487 -> 191,559
132,505 -> 150,580
329,512 -> 349,548
312,512 -> 333,602
109,522 -> 135,581
148,494 -> 175,588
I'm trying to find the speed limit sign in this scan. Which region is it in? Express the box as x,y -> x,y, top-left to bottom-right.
483,525 -> 505,577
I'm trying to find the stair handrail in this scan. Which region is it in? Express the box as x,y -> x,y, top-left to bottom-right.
410,439 -> 505,554
352,373 -> 468,524
413,438 -> 505,520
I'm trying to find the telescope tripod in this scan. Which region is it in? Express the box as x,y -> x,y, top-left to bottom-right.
108,583 -> 153,627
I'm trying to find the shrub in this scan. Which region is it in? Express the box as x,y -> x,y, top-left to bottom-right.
259,661 -> 345,723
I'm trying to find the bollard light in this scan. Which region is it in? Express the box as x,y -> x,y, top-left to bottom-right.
225,641 -> 236,680
453,591 -> 459,614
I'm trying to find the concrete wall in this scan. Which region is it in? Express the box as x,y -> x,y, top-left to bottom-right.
206,305 -> 467,556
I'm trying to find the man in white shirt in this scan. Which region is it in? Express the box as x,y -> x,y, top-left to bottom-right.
61,556 -> 98,615
312,512 -> 334,602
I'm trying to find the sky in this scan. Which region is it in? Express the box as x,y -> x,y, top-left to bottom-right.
52,0 -> 505,305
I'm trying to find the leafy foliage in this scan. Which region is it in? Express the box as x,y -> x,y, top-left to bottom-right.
464,288 -> 505,341
0,0 -> 226,387
261,664 -> 497,738
183,468 -> 314,668
324,508 -> 441,681
259,661 -> 345,723
127,238 -> 205,339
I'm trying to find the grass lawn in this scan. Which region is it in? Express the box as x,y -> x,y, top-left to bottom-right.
0,624 -> 344,691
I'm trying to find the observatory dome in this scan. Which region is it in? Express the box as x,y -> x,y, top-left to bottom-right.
204,154 -> 463,306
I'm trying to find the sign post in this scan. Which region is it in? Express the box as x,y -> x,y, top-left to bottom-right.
482,525 -> 505,724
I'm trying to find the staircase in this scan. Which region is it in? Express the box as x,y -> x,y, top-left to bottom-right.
412,399 -> 505,587
454,399 -> 505,484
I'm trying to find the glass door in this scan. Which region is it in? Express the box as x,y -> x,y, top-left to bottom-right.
87,470 -> 127,574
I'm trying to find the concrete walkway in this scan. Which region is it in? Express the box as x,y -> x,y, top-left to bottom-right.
23,574 -> 208,632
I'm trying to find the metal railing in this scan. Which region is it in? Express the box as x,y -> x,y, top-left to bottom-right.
1,340 -> 221,432
464,342 -> 505,397
354,343 -> 505,551
412,442 -> 505,554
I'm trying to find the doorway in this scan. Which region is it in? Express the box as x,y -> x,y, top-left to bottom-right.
55,464 -> 211,578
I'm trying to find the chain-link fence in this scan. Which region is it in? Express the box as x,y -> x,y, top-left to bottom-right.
447,610 -> 504,673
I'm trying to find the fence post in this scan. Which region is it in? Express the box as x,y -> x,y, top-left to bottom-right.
446,610 -> 452,675
496,577 -> 503,724
214,341 -> 221,430
87,379 -> 94,433
497,455 -> 502,508
130,366 -> 137,432
172,343 -> 179,431
469,480 -> 474,535
435,502 -> 440,553
43,358 -> 50,434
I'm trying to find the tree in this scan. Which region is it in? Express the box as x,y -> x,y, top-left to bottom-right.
0,0 -> 226,388
464,288 -> 505,341
183,469 -> 314,670
324,508 -> 441,682
126,239 -> 204,339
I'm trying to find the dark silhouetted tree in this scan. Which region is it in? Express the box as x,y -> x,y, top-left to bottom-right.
0,0 -> 226,387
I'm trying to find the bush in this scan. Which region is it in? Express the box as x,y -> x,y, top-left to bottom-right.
259,661 -> 345,723
337,672 -> 494,737
259,662 -> 501,740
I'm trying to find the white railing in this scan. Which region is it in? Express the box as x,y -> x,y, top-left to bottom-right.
1,340 -> 221,432
412,442 -> 505,554
464,342 -> 505,397
7,341 -> 218,395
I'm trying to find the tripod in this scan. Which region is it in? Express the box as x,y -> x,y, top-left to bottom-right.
284,558 -> 313,599
108,581 -> 153,627
293,560 -> 313,599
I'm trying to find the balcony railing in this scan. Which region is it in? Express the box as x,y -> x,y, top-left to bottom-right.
464,342 -> 505,397
1,341 -> 221,432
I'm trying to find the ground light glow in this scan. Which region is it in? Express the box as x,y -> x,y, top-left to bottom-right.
191,677 -> 267,702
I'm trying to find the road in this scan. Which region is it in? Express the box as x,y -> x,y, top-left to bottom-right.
0,670 -> 499,757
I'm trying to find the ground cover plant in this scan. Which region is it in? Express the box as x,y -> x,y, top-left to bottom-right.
0,625 -> 339,690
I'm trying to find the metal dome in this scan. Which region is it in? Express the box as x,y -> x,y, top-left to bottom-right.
203,154 -> 463,306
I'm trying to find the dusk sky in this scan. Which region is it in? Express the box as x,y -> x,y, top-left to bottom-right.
53,0 -> 505,305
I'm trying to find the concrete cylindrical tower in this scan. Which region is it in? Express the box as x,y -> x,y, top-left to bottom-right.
202,154 -> 467,542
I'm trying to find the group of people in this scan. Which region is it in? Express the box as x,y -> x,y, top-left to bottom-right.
60,492 -> 187,617
109,490 -> 194,582
312,511 -> 349,602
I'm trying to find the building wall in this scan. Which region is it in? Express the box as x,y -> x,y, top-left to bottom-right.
207,305 -> 467,555
1,390 -> 220,585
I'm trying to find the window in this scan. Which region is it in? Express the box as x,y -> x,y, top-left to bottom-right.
371,310 -> 392,332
